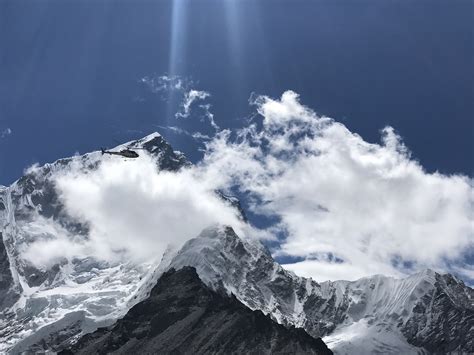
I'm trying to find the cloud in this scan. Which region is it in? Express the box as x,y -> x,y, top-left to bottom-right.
140,73 -> 219,132
20,215 -> 88,268
197,90 -> 473,281
19,90 -> 473,283
176,90 -> 210,119
199,104 -> 220,132
175,90 -> 219,132
1,128 -> 12,138
156,125 -> 212,141
22,153 -> 246,269
140,74 -> 190,95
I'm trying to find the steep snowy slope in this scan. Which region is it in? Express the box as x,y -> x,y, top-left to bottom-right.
158,225 -> 474,354
61,267 -> 333,355
0,133 -> 191,353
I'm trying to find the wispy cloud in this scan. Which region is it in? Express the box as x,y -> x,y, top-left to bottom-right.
199,104 -> 220,132
155,125 -> 212,141
175,90 -> 210,119
140,74 -> 191,95
1,128 -> 12,138
175,91 -> 219,133
140,73 -> 219,132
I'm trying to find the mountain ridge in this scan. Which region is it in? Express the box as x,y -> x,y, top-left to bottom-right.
156,225 -> 473,354
0,132 -> 472,354
0,133 -> 192,353
60,266 -> 333,355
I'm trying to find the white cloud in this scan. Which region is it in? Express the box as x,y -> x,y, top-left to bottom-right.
22,153 -> 247,268
282,259 -> 403,283
19,90 -> 473,283
140,74 -> 189,94
156,125 -> 193,137
199,104 -> 220,132
198,90 -> 473,281
173,87 -> 219,132
140,73 -> 218,132
156,125 -> 212,141
20,216 -> 87,268
175,89 -> 210,119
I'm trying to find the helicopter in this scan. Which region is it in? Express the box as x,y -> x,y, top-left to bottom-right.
101,147 -> 141,158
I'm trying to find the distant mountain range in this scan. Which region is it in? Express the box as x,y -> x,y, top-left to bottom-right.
0,133 -> 472,354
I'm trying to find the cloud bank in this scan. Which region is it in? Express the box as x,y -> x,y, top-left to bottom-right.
21,90 -> 473,283
23,153 -> 245,268
197,91 -> 473,281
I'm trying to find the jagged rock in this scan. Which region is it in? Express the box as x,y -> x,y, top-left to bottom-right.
0,232 -> 20,310
61,267 -> 332,355
402,273 -> 474,353
158,226 -> 474,354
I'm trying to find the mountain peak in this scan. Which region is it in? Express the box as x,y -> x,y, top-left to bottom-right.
113,131 -> 161,148
105,131 -> 188,171
410,268 -> 437,282
158,227 -> 474,354
62,266 -> 333,355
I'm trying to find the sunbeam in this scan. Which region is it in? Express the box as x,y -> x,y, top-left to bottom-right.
166,0 -> 189,125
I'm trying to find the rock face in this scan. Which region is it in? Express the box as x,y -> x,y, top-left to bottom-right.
0,231 -> 20,310
401,273 -> 474,353
61,267 -> 332,355
0,186 -> 21,312
157,226 -> 474,354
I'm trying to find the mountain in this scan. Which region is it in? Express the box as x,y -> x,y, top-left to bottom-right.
0,133 -> 193,353
60,267 -> 332,355
156,225 -> 474,354
1,132 -> 472,354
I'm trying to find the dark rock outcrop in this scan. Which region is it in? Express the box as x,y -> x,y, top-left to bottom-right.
0,233 -> 19,310
62,267 -> 332,355
163,226 -> 474,354
402,273 -> 474,353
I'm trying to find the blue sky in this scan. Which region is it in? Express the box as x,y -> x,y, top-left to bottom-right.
0,0 -> 472,185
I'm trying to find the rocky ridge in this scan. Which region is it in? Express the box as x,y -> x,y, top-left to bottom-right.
156,225 -> 473,354
61,267 -> 332,355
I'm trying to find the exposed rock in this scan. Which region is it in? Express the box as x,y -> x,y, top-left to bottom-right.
159,225 -> 474,354
0,232 -> 20,310
62,267 -> 332,355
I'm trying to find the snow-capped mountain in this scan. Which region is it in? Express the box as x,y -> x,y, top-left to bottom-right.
0,133 -> 191,353
157,225 -> 474,354
1,133 -> 472,354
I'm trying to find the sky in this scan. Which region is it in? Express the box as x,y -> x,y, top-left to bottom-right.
0,0 -> 473,282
